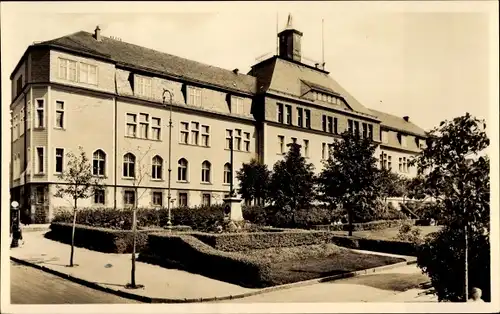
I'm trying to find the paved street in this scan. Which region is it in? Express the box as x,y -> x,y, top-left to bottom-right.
10,261 -> 139,304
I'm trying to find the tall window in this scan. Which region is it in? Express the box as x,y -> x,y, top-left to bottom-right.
380,153 -> 388,169
399,157 -> 403,172
79,63 -> 98,85
93,150 -> 106,176
152,191 -> 163,207
123,153 -> 135,178
55,148 -> 64,173
188,87 -> 202,106
322,143 -> 326,160
388,156 -> 392,170
202,193 -> 211,206
244,132 -> 250,152
58,58 -> 77,82
334,117 -> 338,134
191,122 -> 199,145
403,157 -> 408,172
36,99 -> 44,128
223,163 -> 231,184
180,122 -> 189,144
126,114 -> 137,137
235,129 -> 242,150
201,125 -> 210,147
152,117 -> 161,140
285,105 -> 292,125
368,125 -> 373,140
178,192 -> 188,207
124,190 -> 136,206
305,109 -> 311,128
354,121 -> 360,137
322,115 -> 326,131
232,96 -> 244,114
152,155 -> 163,180
35,187 -> 45,204
201,161 -> 211,183
135,75 -> 152,98
225,129 -> 233,149
139,113 -> 149,139
297,108 -> 303,127
277,103 -> 284,123
20,109 -> 25,136
36,147 -> 44,173
362,123 -> 368,138
278,135 -> 285,154
327,116 -> 333,133
348,119 -> 353,134
94,189 -> 105,204
303,139 -> 309,157
55,101 -> 64,129
177,158 -> 188,181
400,134 -> 407,148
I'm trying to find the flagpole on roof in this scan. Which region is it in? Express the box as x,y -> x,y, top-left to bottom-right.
276,12 -> 279,55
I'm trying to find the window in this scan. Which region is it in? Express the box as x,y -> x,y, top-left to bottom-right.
354,121 -> 360,137
58,58 -> 77,82
16,76 -> 23,96
380,153 -> 388,169
305,109 -> 311,128
188,87 -> 202,106
93,150 -> 106,176
191,122 -> 199,145
178,192 -> 188,207
322,115 -> 326,131
235,129 -> 242,151
55,101 -> 64,129
277,103 -> 284,123
348,119 -> 353,134
327,116 -> 333,133
139,113 -> 149,139
244,132 -> 250,152
201,161 -> 211,183
278,135 -> 285,154
368,125 -> 373,140
126,114 -> 137,137
381,131 -> 389,144
180,122 -> 189,144
225,129 -> 233,150
135,75 -> 152,98
285,105 -> 292,125
202,193 -> 211,206
94,189 -> 105,204
152,117 -> 161,140
399,158 -> 403,172
403,157 -> 407,172
177,158 -> 188,181
232,97 -> 244,114
223,163 -> 231,184
322,143 -> 326,160
36,99 -> 45,128
124,190 -> 136,206
328,144 -> 334,158
55,148 -> 64,173
388,156 -> 392,170
334,117 -> 338,134
79,63 -> 98,85
35,187 -> 45,204
400,134 -> 407,147
27,105 -> 31,130
152,191 -> 163,206
303,140 -> 309,157
152,155 -> 163,180
201,125 -> 210,147
362,123 -> 368,138
297,108 -> 303,127
123,153 -> 135,178
36,147 -> 44,174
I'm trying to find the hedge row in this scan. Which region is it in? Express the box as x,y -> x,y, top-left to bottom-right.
312,219 -> 416,232
330,235 -> 419,256
46,222 -> 190,254
138,233 -> 273,288
191,230 -> 334,252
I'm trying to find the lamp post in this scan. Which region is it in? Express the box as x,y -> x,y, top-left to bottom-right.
162,89 -> 173,232
229,130 -> 235,197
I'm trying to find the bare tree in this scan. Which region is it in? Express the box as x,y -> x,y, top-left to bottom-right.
54,146 -> 103,267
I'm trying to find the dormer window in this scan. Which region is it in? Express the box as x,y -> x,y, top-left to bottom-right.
231,96 -> 244,114
58,58 -> 77,82
135,75 -> 152,98
400,134 -> 407,147
313,90 -> 344,106
188,86 -> 202,107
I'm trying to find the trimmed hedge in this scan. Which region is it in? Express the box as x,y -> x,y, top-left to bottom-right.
139,233 -> 273,288
45,222 -> 189,253
330,235 -> 418,256
312,219 -> 415,232
191,230 -> 334,252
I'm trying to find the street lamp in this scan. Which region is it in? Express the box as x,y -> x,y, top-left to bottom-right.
229,129 -> 235,197
162,89 -> 173,232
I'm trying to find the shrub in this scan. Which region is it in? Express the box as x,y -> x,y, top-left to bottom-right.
374,201 -> 408,220
243,205 -> 334,229
412,202 -> 445,222
394,222 -> 424,245
313,219 -> 415,232
330,234 -> 418,256
242,205 -> 270,226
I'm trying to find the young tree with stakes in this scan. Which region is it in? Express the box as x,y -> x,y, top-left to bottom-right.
317,131 -> 380,236
54,146 -> 103,267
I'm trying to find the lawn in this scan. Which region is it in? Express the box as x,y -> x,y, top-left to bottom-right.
331,226 -> 442,241
239,244 -> 406,286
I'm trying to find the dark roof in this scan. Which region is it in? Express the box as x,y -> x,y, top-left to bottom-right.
250,57 -> 376,117
35,31 -> 256,94
369,109 -> 427,137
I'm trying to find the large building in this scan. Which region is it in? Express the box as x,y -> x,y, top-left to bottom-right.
9,16 -> 427,223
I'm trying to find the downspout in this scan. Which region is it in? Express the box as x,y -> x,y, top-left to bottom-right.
113,71 -> 118,209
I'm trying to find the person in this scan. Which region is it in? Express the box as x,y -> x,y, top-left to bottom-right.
468,287 -> 485,302
10,216 -> 23,248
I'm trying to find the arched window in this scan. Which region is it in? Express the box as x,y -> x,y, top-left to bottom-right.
152,155 -> 163,179
123,153 -> 135,178
93,150 -> 106,176
201,161 -> 211,183
223,163 -> 231,184
177,158 -> 188,181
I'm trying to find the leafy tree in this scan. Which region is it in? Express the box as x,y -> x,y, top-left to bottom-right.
54,146 -> 103,267
410,113 -> 490,301
236,158 -> 271,205
269,143 -> 316,213
317,131 -> 380,236
406,175 -> 430,201
376,168 -> 407,203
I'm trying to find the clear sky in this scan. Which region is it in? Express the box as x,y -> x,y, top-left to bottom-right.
1,1 -> 497,132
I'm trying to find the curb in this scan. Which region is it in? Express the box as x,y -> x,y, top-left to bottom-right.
10,255 -> 415,303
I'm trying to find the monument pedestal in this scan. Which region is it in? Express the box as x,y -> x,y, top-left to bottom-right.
223,197 -> 243,221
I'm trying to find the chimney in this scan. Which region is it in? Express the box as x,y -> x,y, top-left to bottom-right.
403,116 -> 409,122
232,68 -> 239,74
94,25 -> 102,41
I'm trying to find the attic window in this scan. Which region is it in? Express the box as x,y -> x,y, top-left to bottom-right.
135,75 -> 152,98
312,90 -> 343,105
58,58 -> 77,82
231,96 -> 244,114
